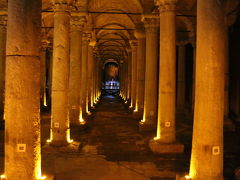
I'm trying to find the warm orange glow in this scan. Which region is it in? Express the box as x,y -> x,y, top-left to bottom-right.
67,129 -> 73,143
140,119 -> 145,124
154,136 -> 160,140
185,175 -> 191,179
134,104 -> 138,112
0,174 -> 5,179
39,175 -> 47,180
87,111 -> 92,115
43,93 -> 47,107
79,110 -> 86,125
46,139 -> 52,143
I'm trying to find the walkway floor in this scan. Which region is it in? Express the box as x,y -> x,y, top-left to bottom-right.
41,95 -> 191,180
0,95 -> 237,179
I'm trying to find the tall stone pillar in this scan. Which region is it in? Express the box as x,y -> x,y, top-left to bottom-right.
51,1 -> 71,146
150,0 -> 184,154
5,0 -> 42,179
80,32 -> 88,119
40,40 -> 48,108
192,43 -> 196,111
88,40 -> 95,109
127,50 -> 132,102
129,41 -> 137,110
189,0 -> 226,179
0,16 -> 6,120
177,45 -> 186,112
140,15 -> 159,131
69,15 -> 85,124
47,48 -> 53,106
134,30 -> 146,116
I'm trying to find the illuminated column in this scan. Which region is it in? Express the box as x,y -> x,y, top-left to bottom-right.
5,0 -> 41,179
51,1 -> 71,146
177,44 -> 186,112
0,16 -> 6,120
134,30 -> 146,115
40,40 -> 48,108
69,15 -> 85,124
130,41 -> 137,110
88,40 -> 95,109
123,60 -> 128,100
127,49 -> 132,102
150,0 -> 184,154
140,15 -> 159,131
189,0 -> 226,179
47,48 -> 53,105
80,32 -> 88,118
192,43 -> 196,111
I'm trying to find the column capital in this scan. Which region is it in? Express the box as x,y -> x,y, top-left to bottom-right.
41,39 -> 51,50
142,15 -> 159,32
52,0 -> 72,12
70,16 -> 86,31
155,0 -> 178,12
134,29 -> 146,39
0,15 -> 7,32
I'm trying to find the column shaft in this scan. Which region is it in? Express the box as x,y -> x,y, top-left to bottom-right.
135,32 -> 146,115
5,0 -> 41,179
51,3 -> 71,145
69,18 -> 83,124
141,17 -> 159,130
189,0 -> 226,179
88,45 -> 94,109
130,42 -> 137,109
157,3 -> 177,142
80,33 -> 88,117
0,17 -> 6,119
127,52 -> 132,101
40,46 -> 47,107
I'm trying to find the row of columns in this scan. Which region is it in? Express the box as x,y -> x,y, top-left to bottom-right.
120,0 -> 227,179
3,0 -> 103,179
2,0 -> 231,179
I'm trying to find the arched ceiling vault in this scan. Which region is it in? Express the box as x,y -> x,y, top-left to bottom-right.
1,0 -> 237,66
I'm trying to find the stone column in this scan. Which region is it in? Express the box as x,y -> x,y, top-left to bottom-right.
129,41 -> 137,110
150,0 -> 184,154
177,45 -> 186,112
69,15 -> 85,124
79,32 -> 88,120
47,48 -> 53,106
189,0 -> 226,179
127,50 -> 132,102
140,15 -> 159,131
134,30 -> 146,116
40,40 -> 48,108
5,0 -> 41,179
0,16 -> 6,120
51,1 -> 71,146
88,40 -> 95,110
192,43 -> 196,111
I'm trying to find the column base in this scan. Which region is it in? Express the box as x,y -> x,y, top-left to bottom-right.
149,139 -> 184,154
40,174 -> 55,180
43,141 -> 80,153
139,122 -> 156,132
176,174 -> 191,180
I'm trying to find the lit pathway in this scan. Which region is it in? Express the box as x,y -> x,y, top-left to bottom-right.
41,95 -> 189,180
